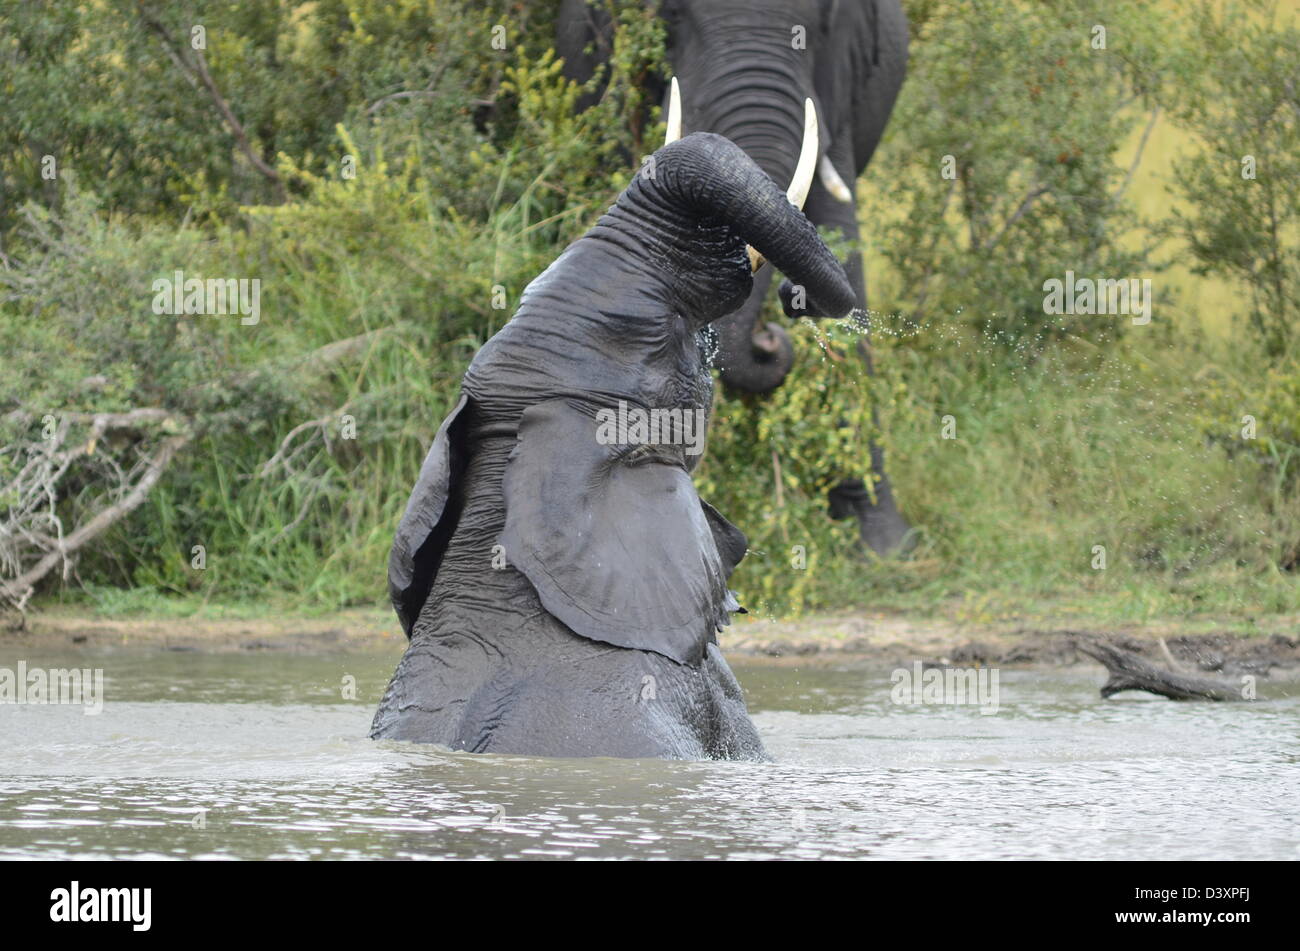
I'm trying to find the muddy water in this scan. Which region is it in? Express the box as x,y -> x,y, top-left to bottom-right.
1,649 -> 1296,860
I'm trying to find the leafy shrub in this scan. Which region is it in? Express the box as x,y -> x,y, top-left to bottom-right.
1163,0 -> 1300,359
3,0 -> 1298,622
867,0 -> 1167,347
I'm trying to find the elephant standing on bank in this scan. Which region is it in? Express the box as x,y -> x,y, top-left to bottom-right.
371,110 -> 857,758
558,0 -> 912,554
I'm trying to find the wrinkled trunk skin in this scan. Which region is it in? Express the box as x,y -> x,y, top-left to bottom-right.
657,0 -> 914,554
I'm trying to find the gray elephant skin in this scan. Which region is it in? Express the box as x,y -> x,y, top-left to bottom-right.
557,0 -> 912,554
371,132 -> 856,759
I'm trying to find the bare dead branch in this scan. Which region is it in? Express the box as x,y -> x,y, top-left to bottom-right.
184,326 -> 398,403
1,432 -> 190,611
258,400 -> 353,479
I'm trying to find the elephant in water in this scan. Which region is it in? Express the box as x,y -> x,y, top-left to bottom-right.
557,0 -> 912,554
371,100 -> 856,759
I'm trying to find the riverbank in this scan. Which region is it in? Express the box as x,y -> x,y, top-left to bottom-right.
6,604 -> 1299,675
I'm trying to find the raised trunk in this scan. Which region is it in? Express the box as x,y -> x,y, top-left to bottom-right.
632,132 -> 855,321
675,42 -> 816,389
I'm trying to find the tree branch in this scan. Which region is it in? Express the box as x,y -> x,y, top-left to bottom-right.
982,183 -> 1050,254
1112,107 -> 1160,202
137,6 -> 286,199
1072,636 -> 1250,702
1,432 -> 190,610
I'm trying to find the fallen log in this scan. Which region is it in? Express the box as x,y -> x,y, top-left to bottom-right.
1,409 -> 192,619
1072,637 -> 1250,701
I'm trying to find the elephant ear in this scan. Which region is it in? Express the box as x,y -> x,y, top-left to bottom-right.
388,394 -> 471,638
700,499 -> 747,581
499,398 -> 747,665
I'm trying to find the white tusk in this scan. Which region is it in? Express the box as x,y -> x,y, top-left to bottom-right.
749,98 -> 820,270
664,77 -> 682,146
818,154 -> 854,203
786,98 -> 819,211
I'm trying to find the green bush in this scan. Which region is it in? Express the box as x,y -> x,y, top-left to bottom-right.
1163,0 -> 1300,359
2,0 -> 1298,623
868,0 -> 1168,347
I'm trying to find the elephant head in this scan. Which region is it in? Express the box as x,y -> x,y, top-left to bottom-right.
659,0 -> 905,392
661,1 -> 844,204
558,0 -> 908,393
388,107 -> 856,667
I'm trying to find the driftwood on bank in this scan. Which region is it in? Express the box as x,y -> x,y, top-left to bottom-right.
0,409 -> 192,616
1071,636 -> 1250,701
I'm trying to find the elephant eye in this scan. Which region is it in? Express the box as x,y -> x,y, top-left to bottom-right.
623,443 -> 657,464
621,443 -> 684,468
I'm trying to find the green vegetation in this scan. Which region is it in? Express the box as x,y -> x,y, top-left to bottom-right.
1,0 -> 1297,627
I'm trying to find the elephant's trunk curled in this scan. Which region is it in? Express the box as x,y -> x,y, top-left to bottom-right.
639,132 -> 856,321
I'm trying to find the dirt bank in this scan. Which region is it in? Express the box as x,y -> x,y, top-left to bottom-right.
5,606 -> 1299,675
722,611 -> 1300,675
3,607 -> 402,654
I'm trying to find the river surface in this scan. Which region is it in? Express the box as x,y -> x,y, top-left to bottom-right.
1,648 -> 1296,860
